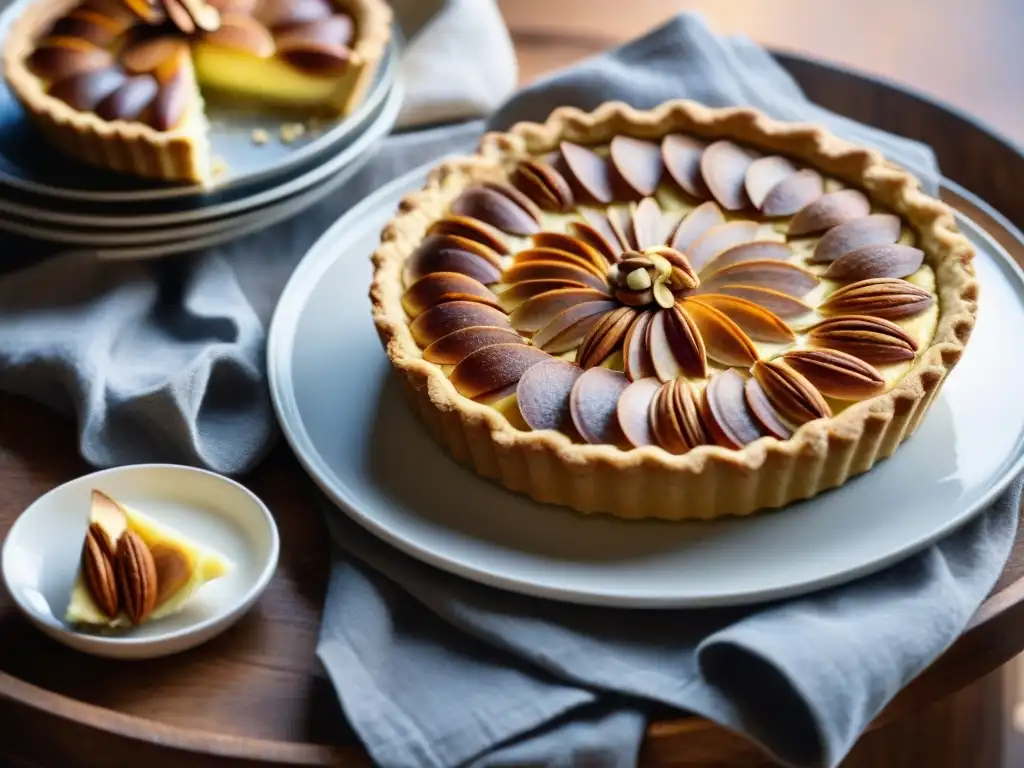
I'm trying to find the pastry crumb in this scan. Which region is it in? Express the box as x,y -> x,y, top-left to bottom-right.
251,128 -> 270,145
279,122 -> 306,144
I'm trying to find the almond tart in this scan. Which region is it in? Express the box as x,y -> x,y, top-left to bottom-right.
370,100 -> 979,521
2,0 -> 391,183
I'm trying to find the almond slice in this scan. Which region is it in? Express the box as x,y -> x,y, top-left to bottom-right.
451,185 -> 540,237
531,232 -> 608,274
569,368 -> 630,445
607,206 -> 635,251
699,260 -> 819,298
401,272 -> 500,317
96,74 -> 159,121
255,0 -> 333,29
514,246 -> 606,279
568,221 -> 619,264
700,140 -> 756,211
49,68 -> 125,111
701,241 -> 791,274
516,358 -> 583,432
686,294 -> 794,343
818,278 -> 934,320
450,343 -> 550,401
669,200 -> 725,253
502,260 -> 609,293
576,306 -> 636,369
783,349 -> 886,400
560,141 -> 613,204
427,215 -> 509,255
682,300 -> 759,368
617,377 -> 661,448
29,37 -> 114,80
513,158 -> 574,212
761,170 -> 823,217
623,311 -> 657,380
647,306 -> 706,381
823,244 -> 925,281
700,369 -> 765,448
651,379 -> 707,454
788,189 -> 871,237
745,156 -> 798,208
704,284 -> 813,319
509,288 -> 610,333
811,213 -> 902,263
121,35 -> 186,73
807,315 -> 918,364
752,359 -> 831,427
744,377 -> 792,440
410,300 -> 511,347
403,234 -> 502,287
496,279 -> 590,312
610,136 -> 663,197
631,197 -> 665,250
203,12 -> 275,56
532,301 -> 617,353
687,221 -> 759,273
662,134 -> 709,198
579,209 -> 625,257
423,326 -> 526,365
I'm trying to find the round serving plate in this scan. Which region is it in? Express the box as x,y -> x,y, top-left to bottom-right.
267,162 -> 1024,609
0,71 -> 404,252
0,0 -> 401,206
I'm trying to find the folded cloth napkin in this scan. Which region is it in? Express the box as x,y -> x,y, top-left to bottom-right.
311,13 -> 1021,768
0,0 -> 513,474
0,6 -> 1017,768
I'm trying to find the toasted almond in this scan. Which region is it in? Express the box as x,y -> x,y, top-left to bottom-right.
662,133 -> 709,198
121,35 -> 185,73
116,530 -> 158,626
761,169 -> 823,217
164,0 -> 197,33
203,12 -> 275,56
516,358 -> 583,432
783,349 -> 886,400
622,311 -> 657,380
450,343 -> 550,401
702,241 -> 791,274
410,300 -> 511,347
279,42 -> 350,75
96,74 -> 159,121
150,543 -> 193,606
403,234 -> 502,288
631,197 -> 665,250
577,306 -> 636,369
745,155 -> 798,208
52,10 -> 127,45
580,208 -> 627,255
401,272 -> 500,318
451,185 -> 540,238
49,68 -> 125,111
428,215 -> 508,255
513,158 -> 574,212
606,206 -> 635,251
503,259 -> 608,293
514,246 -> 606,279
496,280 -> 587,312
823,244 -> 925,281
699,260 -> 819,298
509,288 -> 610,333
686,294 -> 793,343
686,221 -> 759,273
650,379 -> 707,454
178,0 -> 221,30
647,306 -> 706,381
752,359 -> 831,427
29,36 -> 114,80
609,136 -> 663,197
818,278 -> 934,320
560,141 -> 613,204
700,369 -> 764,448
532,301 -> 617,353
811,213 -> 902,263
617,377 -> 661,447
569,368 -> 630,445
682,299 -> 759,368
700,140 -> 756,211
669,200 -> 725,253
807,315 -> 918,364
710,284 -> 813,319
531,232 -> 608,274
788,189 -> 870,236
255,0 -> 332,29
744,377 -> 792,440
423,326 -> 525,365
82,522 -> 120,618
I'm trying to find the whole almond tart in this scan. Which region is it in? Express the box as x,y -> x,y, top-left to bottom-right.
370,100 -> 979,521
2,0 -> 391,183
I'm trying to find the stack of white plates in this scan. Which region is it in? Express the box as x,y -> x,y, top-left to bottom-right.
0,0 -> 404,259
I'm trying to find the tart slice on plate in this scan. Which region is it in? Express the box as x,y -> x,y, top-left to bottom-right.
1,0 -> 391,183
370,99 -> 979,521
67,489 -> 233,629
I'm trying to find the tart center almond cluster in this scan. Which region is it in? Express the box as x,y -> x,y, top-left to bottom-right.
397,133 -> 939,456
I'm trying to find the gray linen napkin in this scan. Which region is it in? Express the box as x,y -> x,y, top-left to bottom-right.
312,14 -> 1020,768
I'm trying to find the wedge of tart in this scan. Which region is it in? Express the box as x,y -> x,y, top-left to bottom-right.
369,99 -> 979,521
66,489 -> 233,629
2,0 -> 391,183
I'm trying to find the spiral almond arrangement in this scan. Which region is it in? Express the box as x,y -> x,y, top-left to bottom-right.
372,101 -> 978,521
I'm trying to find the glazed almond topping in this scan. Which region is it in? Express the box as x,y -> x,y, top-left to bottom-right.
398,133 -> 940,456
25,0 -> 356,129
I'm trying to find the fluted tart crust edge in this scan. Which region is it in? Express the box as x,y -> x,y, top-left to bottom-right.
370,100 -> 978,521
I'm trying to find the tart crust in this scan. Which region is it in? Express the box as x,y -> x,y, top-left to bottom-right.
370,100 -> 979,521
1,0 -> 392,183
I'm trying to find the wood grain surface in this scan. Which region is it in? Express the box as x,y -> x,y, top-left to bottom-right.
1,1 -> 1024,766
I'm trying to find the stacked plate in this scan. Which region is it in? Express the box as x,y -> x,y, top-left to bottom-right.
0,0 -> 404,259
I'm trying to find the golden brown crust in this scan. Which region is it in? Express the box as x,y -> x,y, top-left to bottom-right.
1,0 -> 392,183
370,100 -> 979,521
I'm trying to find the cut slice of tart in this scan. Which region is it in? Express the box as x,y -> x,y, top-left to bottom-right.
2,0 -> 391,183
66,489 -> 233,629
369,99 -> 980,521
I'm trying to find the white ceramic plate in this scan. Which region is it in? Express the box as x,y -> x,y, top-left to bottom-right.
1,464 -> 279,659
0,60 -> 404,236
267,164 -> 1024,608
0,0 -> 400,204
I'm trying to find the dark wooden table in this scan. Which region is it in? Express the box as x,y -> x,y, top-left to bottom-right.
2,2 -> 1024,766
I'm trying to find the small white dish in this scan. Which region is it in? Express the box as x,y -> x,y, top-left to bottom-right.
1,464 -> 279,659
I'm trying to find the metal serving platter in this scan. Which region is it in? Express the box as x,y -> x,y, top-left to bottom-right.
0,0 -> 400,205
